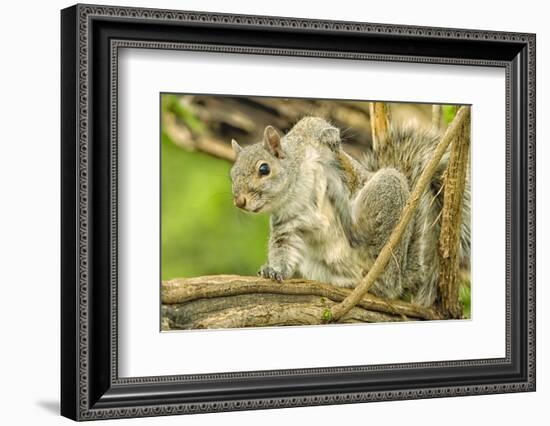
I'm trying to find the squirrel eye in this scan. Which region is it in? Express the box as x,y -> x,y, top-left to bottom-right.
258,163 -> 270,176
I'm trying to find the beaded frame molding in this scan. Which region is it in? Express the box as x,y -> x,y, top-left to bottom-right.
60,3 -> 536,421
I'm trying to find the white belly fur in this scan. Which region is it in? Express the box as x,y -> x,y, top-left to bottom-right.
297,193 -> 364,288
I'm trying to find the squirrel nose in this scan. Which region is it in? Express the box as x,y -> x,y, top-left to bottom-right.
234,195 -> 247,209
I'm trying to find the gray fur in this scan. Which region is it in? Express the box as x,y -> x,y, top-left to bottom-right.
229,116 -> 471,307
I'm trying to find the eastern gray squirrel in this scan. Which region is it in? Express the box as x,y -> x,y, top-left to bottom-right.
230,116 -> 470,307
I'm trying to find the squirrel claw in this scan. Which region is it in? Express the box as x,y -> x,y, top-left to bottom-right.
258,265 -> 284,282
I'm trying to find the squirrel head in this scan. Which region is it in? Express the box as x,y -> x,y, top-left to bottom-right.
230,125 -> 290,214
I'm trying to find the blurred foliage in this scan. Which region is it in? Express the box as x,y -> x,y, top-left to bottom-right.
163,94 -> 205,133
161,94 -> 470,318
459,280 -> 471,319
442,105 -> 459,124
161,131 -> 269,280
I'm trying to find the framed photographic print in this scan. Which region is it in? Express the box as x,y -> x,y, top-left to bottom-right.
61,3 -> 536,421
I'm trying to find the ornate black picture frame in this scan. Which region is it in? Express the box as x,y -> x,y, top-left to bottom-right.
61,3 -> 536,421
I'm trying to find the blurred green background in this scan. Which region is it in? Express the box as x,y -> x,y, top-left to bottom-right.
161,132 -> 269,279
160,94 -> 469,317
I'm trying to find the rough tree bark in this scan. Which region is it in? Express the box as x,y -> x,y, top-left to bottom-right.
162,275 -> 441,330
330,106 -> 471,322
437,107 -> 471,319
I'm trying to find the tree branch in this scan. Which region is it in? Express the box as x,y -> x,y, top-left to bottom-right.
161,275 -> 441,330
437,107 -> 471,318
330,106 -> 471,322
164,301 -> 400,330
369,102 -> 392,156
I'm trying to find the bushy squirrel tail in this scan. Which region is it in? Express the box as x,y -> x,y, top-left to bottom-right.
362,123 -> 471,289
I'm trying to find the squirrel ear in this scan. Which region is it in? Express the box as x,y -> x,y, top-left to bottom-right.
231,139 -> 243,157
320,127 -> 341,152
263,125 -> 284,159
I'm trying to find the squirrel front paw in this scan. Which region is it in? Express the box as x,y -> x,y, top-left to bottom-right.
258,265 -> 284,282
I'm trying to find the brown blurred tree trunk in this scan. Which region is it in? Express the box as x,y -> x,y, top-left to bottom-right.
432,104 -> 442,129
